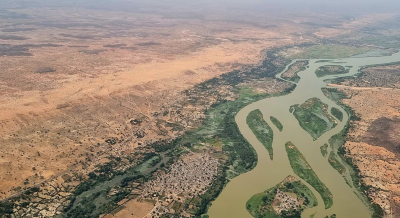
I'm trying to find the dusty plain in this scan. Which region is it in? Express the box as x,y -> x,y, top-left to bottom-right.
0,6 -> 302,198
331,64 -> 400,217
0,1 -> 400,217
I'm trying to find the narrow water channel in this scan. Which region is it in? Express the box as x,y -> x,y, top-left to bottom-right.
208,52 -> 400,218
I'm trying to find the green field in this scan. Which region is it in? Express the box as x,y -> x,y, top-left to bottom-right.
330,107 -> 343,122
290,45 -> 371,59
291,98 -> 337,140
247,109 -> 274,160
246,176 -> 317,218
285,142 -> 333,209
315,65 -> 349,78
270,116 -> 283,132
320,144 -> 328,157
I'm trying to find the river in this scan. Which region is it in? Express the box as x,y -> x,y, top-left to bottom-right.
208,51 -> 400,218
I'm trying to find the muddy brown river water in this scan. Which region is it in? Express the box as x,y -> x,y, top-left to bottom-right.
208,52 -> 400,218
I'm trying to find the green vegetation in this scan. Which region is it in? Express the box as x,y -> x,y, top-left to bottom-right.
320,144 -> 328,157
63,155 -> 153,217
290,45 -> 371,59
291,98 -> 337,140
270,116 -> 283,132
315,60 -> 331,63
239,87 -> 258,100
330,107 -> 343,122
150,155 -> 162,166
247,109 -> 274,160
328,152 -> 346,175
315,65 -> 349,78
281,61 -> 308,83
120,175 -> 143,187
65,190 -> 106,218
246,176 -> 317,218
328,133 -> 345,151
285,142 -> 333,209
247,191 -> 280,218
0,202 -> 15,216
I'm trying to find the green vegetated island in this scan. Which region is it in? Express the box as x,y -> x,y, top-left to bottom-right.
270,116 -> 283,132
285,142 -> 333,209
327,132 -> 352,187
330,107 -> 343,122
247,109 -> 274,160
320,143 -> 329,157
315,65 -> 350,78
328,151 -> 346,175
290,98 -> 337,140
246,175 -> 317,218
281,60 -> 309,83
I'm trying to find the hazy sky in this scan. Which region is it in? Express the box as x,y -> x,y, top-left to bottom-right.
2,0 -> 400,15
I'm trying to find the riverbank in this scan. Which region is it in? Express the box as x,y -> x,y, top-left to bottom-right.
324,77 -> 400,217
323,87 -> 389,218
209,51 -> 400,218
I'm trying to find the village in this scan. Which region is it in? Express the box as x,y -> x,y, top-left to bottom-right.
272,189 -> 300,214
140,153 -> 219,217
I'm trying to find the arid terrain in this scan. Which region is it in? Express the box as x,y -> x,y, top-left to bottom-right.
329,63 -> 400,217
0,6 -> 302,199
336,63 -> 400,88
0,2 -> 388,200
1,0 -> 400,217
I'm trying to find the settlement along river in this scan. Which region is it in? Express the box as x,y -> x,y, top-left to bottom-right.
208,51 -> 400,218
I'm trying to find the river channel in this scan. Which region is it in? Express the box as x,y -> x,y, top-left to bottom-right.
208,52 -> 400,218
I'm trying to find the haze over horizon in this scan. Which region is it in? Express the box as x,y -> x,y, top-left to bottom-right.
2,0 -> 400,14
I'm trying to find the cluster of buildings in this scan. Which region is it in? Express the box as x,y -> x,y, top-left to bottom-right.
273,189 -> 299,214
141,153 -> 219,217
